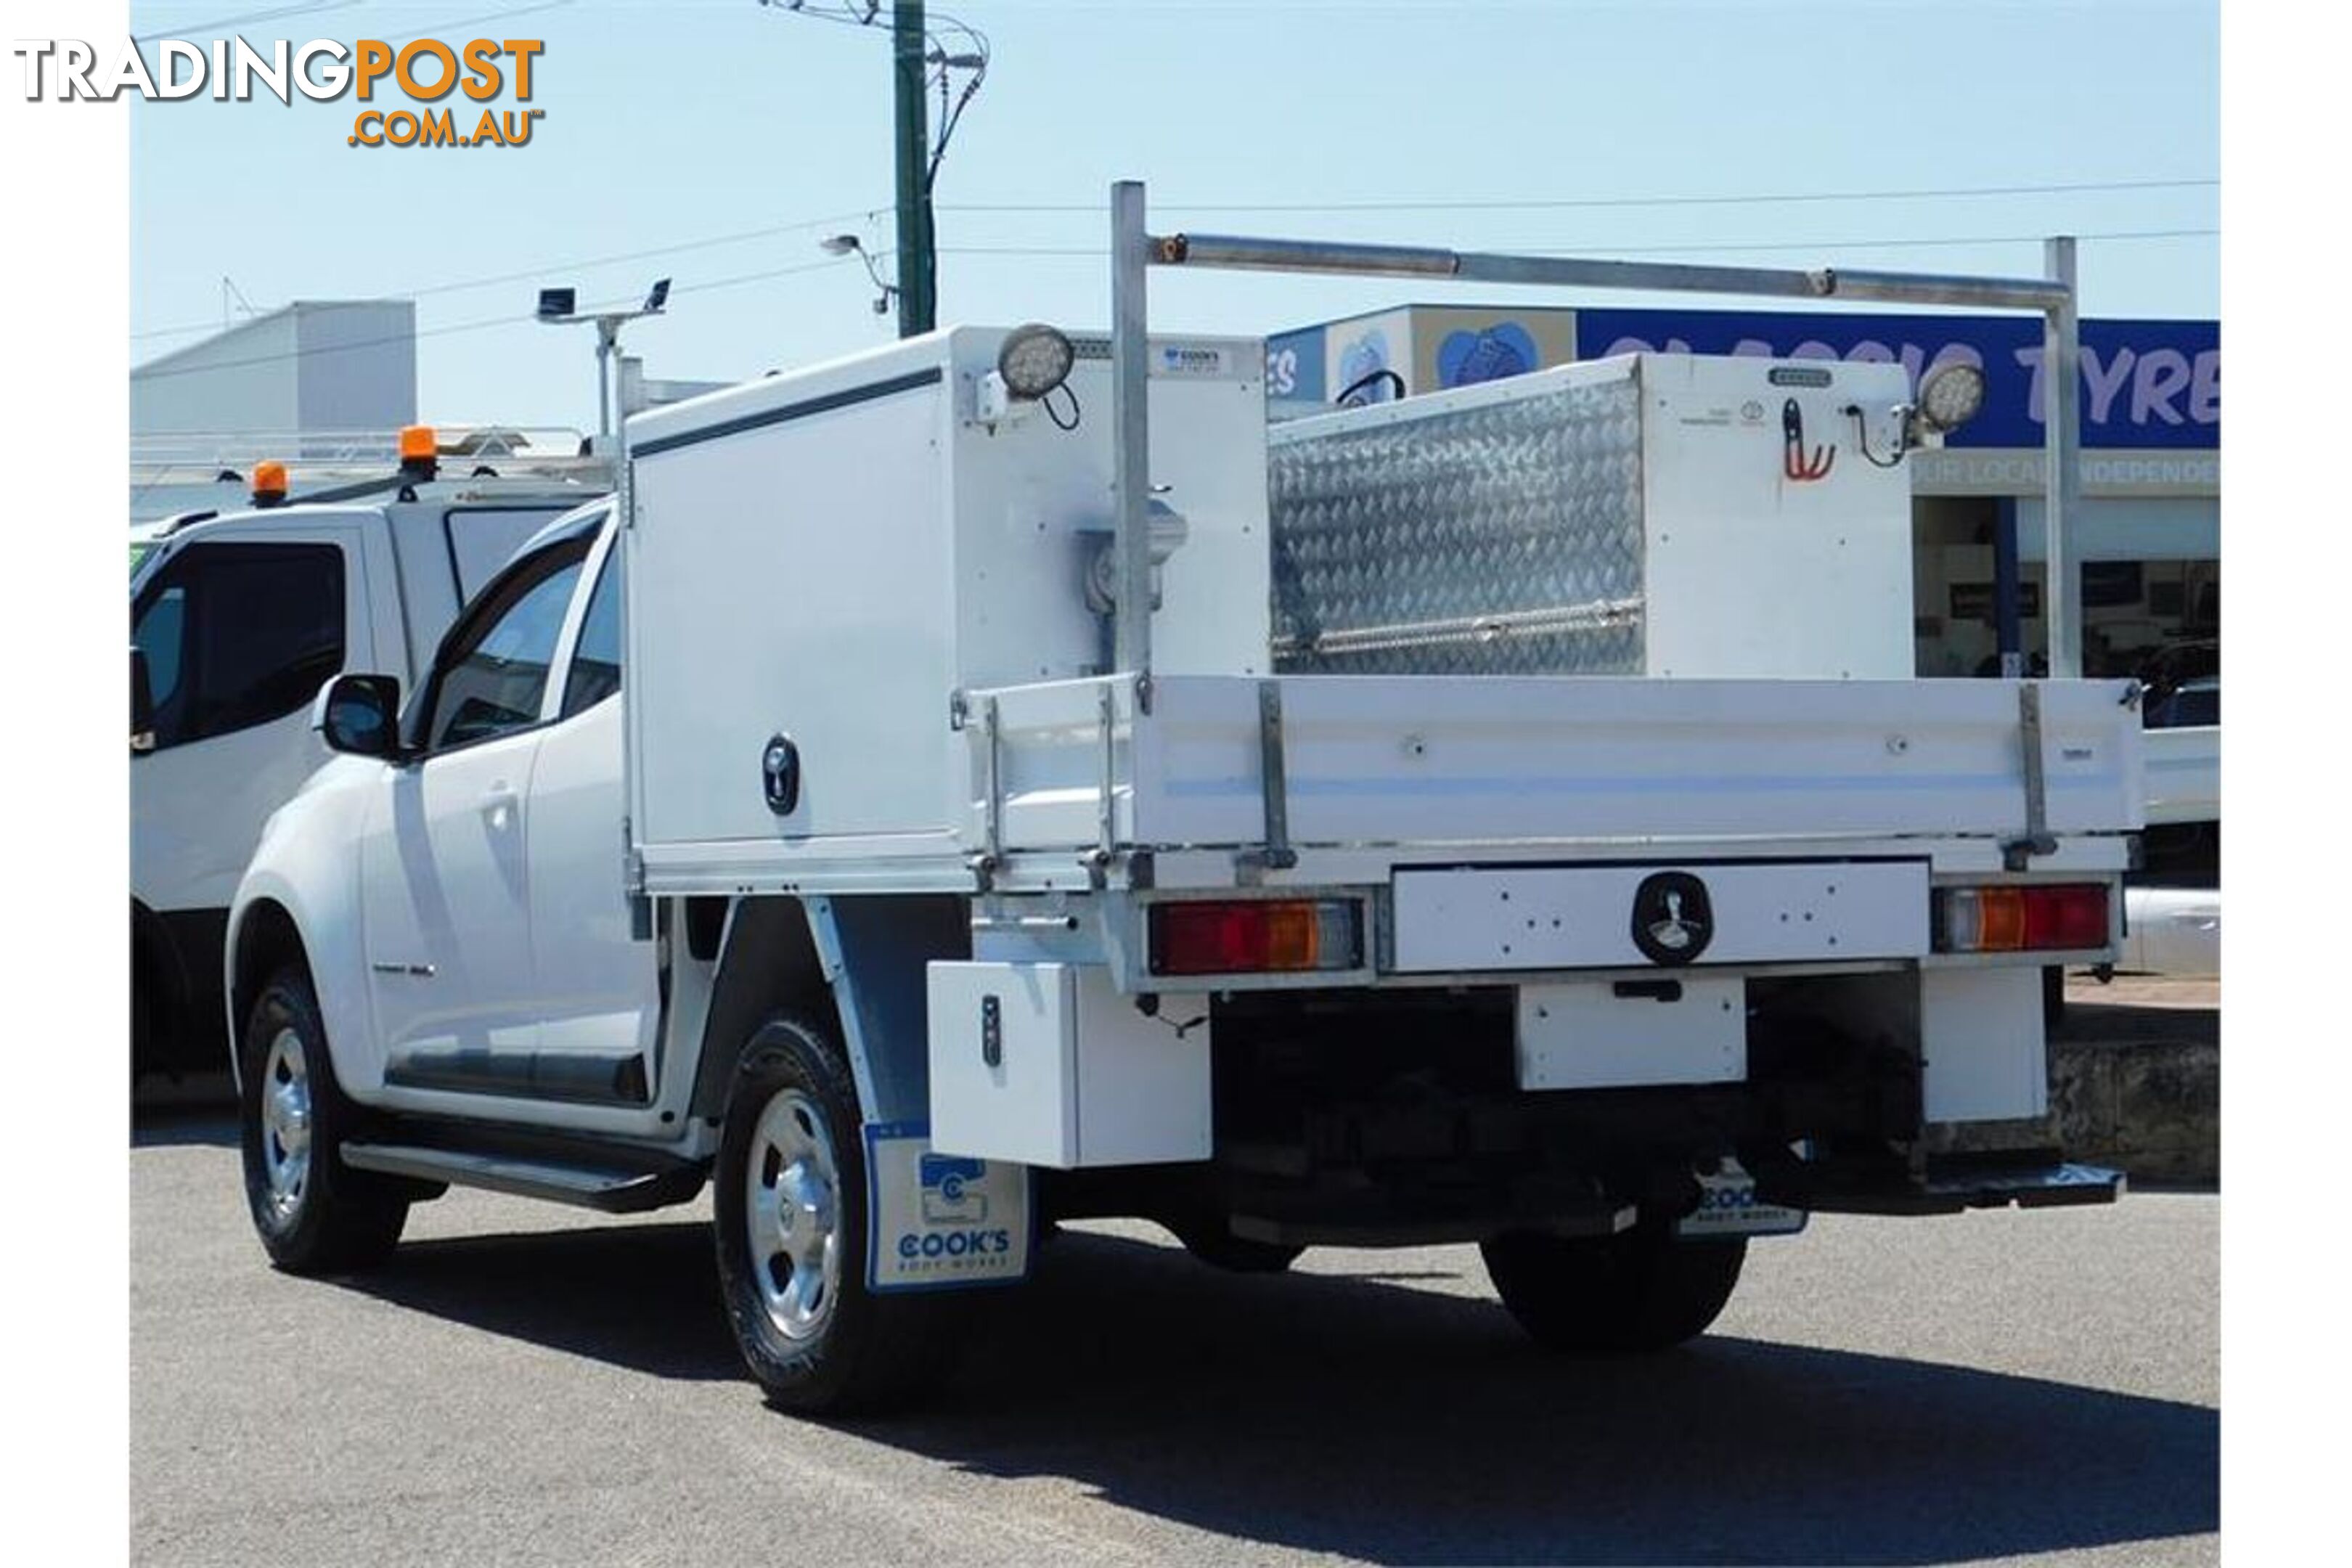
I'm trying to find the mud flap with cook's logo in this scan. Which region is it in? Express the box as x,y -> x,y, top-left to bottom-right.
1676,1156 -> 1808,1240
863,1121 -> 1033,1292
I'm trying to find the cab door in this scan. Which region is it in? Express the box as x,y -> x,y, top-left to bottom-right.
523,529 -> 661,1103
360,538 -> 588,1097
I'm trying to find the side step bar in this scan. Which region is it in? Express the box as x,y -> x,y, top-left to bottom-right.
342,1140 -> 707,1214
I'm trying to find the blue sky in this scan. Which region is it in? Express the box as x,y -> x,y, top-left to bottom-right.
127,0 -> 2220,433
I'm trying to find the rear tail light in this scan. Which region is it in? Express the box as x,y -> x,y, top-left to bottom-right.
1148,899 -> 1363,977
1936,883 -> 2111,953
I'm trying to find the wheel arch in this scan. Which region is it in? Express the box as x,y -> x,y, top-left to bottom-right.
687,893 -> 969,1127
228,897 -> 311,1093
688,897 -> 838,1123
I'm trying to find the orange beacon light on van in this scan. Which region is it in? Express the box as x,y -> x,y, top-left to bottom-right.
250,461 -> 288,507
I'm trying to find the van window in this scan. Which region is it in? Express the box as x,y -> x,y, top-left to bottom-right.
134,587 -> 187,711
130,544 -> 346,750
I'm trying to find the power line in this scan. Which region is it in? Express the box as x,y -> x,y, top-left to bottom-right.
756,1 -> 992,337
125,203 -> 2214,386
131,0 -> 566,47
670,251 -> 892,299
745,4 -> 995,182
130,176 -> 2216,346
134,306 -> 540,383
377,0 -> 580,50
131,204 -> 890,343
939,177 -> 2219,216
753,1 -> 886,30
133,221 -> 2213,372
131,0 -> 362,46
131,256 -> 865,383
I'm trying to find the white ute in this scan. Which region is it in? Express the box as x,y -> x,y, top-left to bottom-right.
132,432 -> 606,1075
226,202 -> 2142,1414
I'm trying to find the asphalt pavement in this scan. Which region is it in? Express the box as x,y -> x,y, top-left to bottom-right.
131,1100 -> 2217,1567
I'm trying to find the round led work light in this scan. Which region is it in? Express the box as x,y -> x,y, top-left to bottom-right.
997,324 -> 1076,401
1916,362 -> 1988,433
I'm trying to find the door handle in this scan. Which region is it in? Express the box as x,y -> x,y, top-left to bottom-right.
480,783 -> 519,829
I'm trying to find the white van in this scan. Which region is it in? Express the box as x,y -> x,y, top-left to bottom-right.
131,443 -> 607,1077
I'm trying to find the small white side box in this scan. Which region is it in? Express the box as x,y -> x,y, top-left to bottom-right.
1516,977 -> 1747,1090
926,961 -> 1214,1169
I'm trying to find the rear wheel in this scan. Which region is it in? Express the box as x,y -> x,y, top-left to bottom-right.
1167,1213 -> 1305,1275
131,967 -> 153,1081
1481,1228 -> 1746,1354
712,1015 -> 971,1415
238,966 -> 408,1273
2043,964 -> 2068,1029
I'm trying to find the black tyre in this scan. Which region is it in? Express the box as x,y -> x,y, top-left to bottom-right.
131,915 -> 158,1082
1168,1216 -> 1305,1275
2043,964 -> 2068,1030
239,966 -> 408,1273
712,1014 -> 971,1415
1480,1228 -> 1747,1354
131,966 -> 152,1082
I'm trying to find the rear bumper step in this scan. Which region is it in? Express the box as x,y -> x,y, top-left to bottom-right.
1229,1175 -> 1638,1248
1755,1153 -> 2125,1217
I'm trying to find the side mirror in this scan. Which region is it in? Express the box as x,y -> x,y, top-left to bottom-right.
131,648 -> 156,754
313,674 -> 404,759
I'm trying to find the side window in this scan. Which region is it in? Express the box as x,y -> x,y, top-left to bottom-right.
134,585 -> 188,733
427,554 -> 584,750
129,544 -> 346,750
198,549 -> 347,736
560,554 -> 621,718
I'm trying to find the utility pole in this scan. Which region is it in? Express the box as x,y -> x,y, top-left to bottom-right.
891,1 -> 936,336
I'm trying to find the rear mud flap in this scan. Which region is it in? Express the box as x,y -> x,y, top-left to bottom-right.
1677,1157 -> 1808,1240
863,1121 -> 1034,1293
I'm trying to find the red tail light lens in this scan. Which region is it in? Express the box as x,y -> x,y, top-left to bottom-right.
1148,899 -> 1363,977
1936,883 -> 2111,952
2022,884 -> 2112,950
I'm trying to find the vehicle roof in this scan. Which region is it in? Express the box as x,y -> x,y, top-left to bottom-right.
156,479 -> 611,542
155,501 -> 388,540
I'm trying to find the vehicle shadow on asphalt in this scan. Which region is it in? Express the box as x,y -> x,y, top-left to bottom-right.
335,1220 -> 2216,1566
130,1103 -> 239,1150
331,1221 -> 737,1384
2052,999 -> 2218,1046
